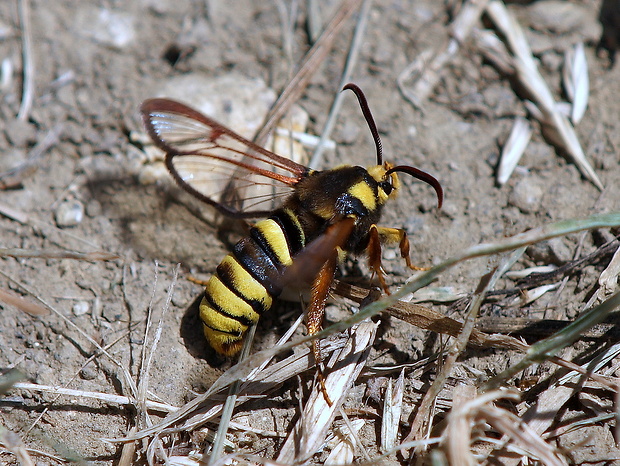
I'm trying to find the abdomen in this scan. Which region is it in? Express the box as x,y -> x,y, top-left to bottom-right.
200,208 -> 306,355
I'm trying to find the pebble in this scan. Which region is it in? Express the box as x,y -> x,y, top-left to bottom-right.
526,238 -> 573,264
73,6 -> 135,49
55,200 -> 85,227
72,300 -> 90,316
526,1 -> 593,34
86,199 -> 102,217
5,119 -> 37,147
520,1 -> 601,53
138,161 -> 168,185
79,366 -> 98,381
508,178 -> 543,214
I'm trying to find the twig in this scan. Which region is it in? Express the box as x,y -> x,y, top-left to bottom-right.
253,0 -> 363,146
12,382 -> 176,413
0,247 -> 119,261
17,0 -> 34,121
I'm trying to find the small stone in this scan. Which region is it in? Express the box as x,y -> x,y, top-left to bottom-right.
86,199 -> 102,217
79,366 -> 98,380
55,200 -> 84,227
540,51 -> 563,72
72,300 -> 90,316
508,178 -> 543,214
138,161 -> 168,185
73,6 -> 135,48
526,1 -> 593,34
526,238 -> 573,265
4,119 -> 37,147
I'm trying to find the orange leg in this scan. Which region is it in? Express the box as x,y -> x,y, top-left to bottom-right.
367,225 -> 390,294
307,250 -> 338,407
368,225 -> 427,293
376,225 -> 427,270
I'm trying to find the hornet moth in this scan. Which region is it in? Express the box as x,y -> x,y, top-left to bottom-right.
141,84 -> 443,403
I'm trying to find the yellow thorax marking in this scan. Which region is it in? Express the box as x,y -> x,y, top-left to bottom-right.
348,181 -> 376,211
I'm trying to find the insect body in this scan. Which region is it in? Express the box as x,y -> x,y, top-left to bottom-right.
141,84 -> 443,360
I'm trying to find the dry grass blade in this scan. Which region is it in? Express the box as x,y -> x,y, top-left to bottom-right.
482,289 -> 620,394
277,320 -> 377,463
381,369 -> 405,453
309,0 -> 371,168
524,384 -> 576,434
405,248 -> 522,450
485,401 -> 568,465
586,241 -> 620,308
253,0 -> 363,146
118,336 -> 347,441
0,429 -> 35,466
556,341 -> 620,387
517,282 -> 560,306
404,285 -> 467,303
563,42 -> 589,124
443,389 -> 568,465
442,383 -> 483,466
16,0 -> 34,121
497,117 -> 532,185
398,0 -> 489,108
332,281 -> 529,352
130,264 -> 180,464
0,287 -> 49,316
484,0 -> 603,190
0,247 -> 119,261
504,265 -> 556,280
11,382 -> 176,413
324,418 -> 366,465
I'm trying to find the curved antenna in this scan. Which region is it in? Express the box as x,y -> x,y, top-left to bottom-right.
343,83 -> 383,165
386,165 -> 444,209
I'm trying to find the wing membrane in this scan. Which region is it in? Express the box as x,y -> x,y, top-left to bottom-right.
141,98 -> 308,217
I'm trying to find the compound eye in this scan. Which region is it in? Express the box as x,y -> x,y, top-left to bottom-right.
379,180 -> 393,196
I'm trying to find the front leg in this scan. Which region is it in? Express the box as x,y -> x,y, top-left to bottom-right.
368,225 -> 425,293
375,225 -> 425,271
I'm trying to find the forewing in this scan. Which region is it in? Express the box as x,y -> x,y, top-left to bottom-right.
280,217 -> 356,288
141,98 -> 308,217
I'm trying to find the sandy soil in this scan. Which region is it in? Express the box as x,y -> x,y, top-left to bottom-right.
1,0 -> 619,464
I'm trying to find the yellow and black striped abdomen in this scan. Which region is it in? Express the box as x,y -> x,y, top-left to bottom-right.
200,208 -> 306,356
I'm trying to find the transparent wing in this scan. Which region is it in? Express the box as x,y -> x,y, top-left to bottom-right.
141,98 -> 308,217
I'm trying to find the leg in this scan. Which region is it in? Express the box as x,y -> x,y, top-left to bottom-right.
307,251 -> 338,407
375,226 -> 427,271
367,225 -> 390,294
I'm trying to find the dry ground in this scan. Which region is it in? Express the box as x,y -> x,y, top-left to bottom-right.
1,0 -> 620,464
